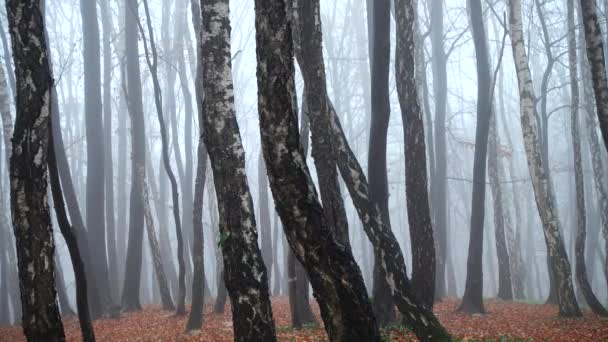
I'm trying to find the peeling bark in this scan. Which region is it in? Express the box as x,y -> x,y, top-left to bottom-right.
6,0 -> 65,339
201,1 -> 276,340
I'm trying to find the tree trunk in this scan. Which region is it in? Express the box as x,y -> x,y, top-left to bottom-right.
459,0 -> 493,314
568,0 -> 608,316
138,0 -> 187,315
80,0 -> 111,314
48,125 -> 96,341
256,1 -> 379,340
395,0 -> 436,310
258,153 -> 273,285
7,0 -> 65,339
121,0 -> 146,312
99,0 -> 119,302
202,2 -> 276,340
366,0 -> 396,324
508,0 -> 582,317
580,0 -> 608,152
430,0 -> 448,300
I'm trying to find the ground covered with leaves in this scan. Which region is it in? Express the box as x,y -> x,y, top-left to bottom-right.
1,297 -> 607,341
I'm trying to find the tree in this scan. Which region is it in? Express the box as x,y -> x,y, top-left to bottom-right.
121,0 -> 146,312
459,0 -> 493,314
367,0 -> 396,323
137,0 -> 186,315
201,1 -> 276,340
257,0 -> 381,340
508,0 -> 581,317
580,0 -> 608,152
395,0 -> 436,310
430,0 -> 449,299
6,0 -> 65,339
80,0 -> 111,314
567,0 -> 608,316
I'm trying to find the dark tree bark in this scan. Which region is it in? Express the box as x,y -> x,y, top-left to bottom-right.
121,0 -> 146,312
6,0 -> 64,339
367,0 -> 396,324
568,0 -> 608,316
395,0 -> 436,310
186,0 -> 208,331
292,0 -> 350,245
430,0 -> 448,299
137,0 -> 186,315
256,0 -> 379,340
99,0 -> 119,302
49,122 -> 96,341
80,0 -> 111,313
459,0 -> 493,315
580,0 -> 608,152
508,0 -> 582,317
258,153 -> 273,283
201,1 -> 276,340
287,98 -> 317,329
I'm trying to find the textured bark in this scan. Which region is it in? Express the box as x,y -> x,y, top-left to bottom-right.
488,115 -> 513,301
258,153 -> 273,283
256,0 -> 379,340
367,0 -> 396,324
508,0 -> 582,317
6,0 -> 65,339
459,0 -> 493,315
580,0 -> 608,152
292,0 -> 350,246
99,0 -> 118,302
287,103 -> 317,329
138,0 -> 186,315
0,53 -> 12,168
395,0 -> 436,310
134,166 -> 175,311
48,125 -> 96,341
201,1 -> 276,340
568,0 -> 608,316
121,0 -> 146,312
430,0 -> 448,299
80,0 -> 111,313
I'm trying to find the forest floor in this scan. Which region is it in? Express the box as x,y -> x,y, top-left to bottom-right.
1,297 -> 607,341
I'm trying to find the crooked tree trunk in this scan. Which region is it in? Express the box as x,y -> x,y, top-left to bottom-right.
49,124 -> 96,341
459,0 -> 493,314
256,1 -> 379,340
395,0 -> 436,310
138,0 -> 187,315
580,0 -> 608,152
568,0 -> 608,316
121,0 -> 146,312
7,1 -> 64,339
201,2 -> 276,340
508,0 -> 582,317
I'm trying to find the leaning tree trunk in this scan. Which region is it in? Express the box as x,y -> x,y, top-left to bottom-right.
48,125 -> 96,341
139,0 -> 187,315
567,0 -> 608,316
201,1 -> 276,340
292,0 -> 350,245
367,0 -> 396,323
508,0 -> 582,317
121,0 -> 146,312
256,1 -> 379,340
6,0 -> 65,340
395,0 -> 436,310
580,0 -> 608,152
